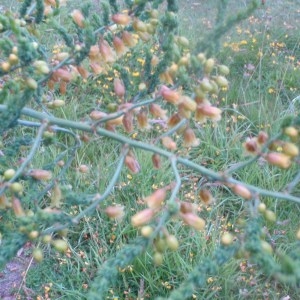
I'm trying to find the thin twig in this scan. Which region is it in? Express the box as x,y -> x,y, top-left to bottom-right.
169,156 -> 181,203
285,170 -> 300,193
154,119 -> 187,143
42,146 -> 129,234
0,121 -> 48,196
225,132 -> 282,174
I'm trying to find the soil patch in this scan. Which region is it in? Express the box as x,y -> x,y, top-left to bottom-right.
0,243 -> 35,300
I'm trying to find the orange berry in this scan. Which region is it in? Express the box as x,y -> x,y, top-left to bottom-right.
180,213 -> 205,230
144,188 -> 166,209
284,126 -> 298,138
265,152 -> 291,169
161,136 -> 177,151
152,154 -> 161,169
78,165 -> 89,173
282,142 -> 299,158
12,196 -> 25,217
114,78 -> 126,98
160,85 -> 180,105
111,13 -> 131,25
257,131 -> 268,144
29,169 -> 52,180
131,208 -> 154,227
232,184 -> 252,200
71,9 -> 85,28
105,205 -> 125,220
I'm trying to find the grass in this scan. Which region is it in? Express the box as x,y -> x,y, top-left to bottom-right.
1,0 -> 300,299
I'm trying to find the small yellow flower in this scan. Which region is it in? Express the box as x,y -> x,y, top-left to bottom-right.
137,58 -> 145,65
207,277 -> 215,283
236,27 -> 242,34
268,88 -> 275,94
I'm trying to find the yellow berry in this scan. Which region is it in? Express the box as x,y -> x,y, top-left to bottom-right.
264,210 -> 276,223
33,248 -> 44,262
204,58 -> 215,73
153,252 -> 163,266
28,230 -> 39,240
42,235 -> 52,244
261,240 -> 273,254
10,182 -> 23,194
3,169 -> 16,180
166,235 -> 179,251
154,238 -> 167,253
26,78 -> 38,90
197,53 -> 206,64
8,53 -> 19,65
1,61 -> 11,72
141,226 -> 153,238
52,239 -> 68,253
218,65 -> 230,75
257,203 -> 267,213
284,126 -> 298,138
221,232 -> 234,246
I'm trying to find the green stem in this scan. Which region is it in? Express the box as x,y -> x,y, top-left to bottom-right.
0,120 -> 47,196
225,133 -> 282,174
169,156 -> 181,203
72,147 -> 128,223
14,119 -> 82,202
1,105 -> 299,204
157,118 -> 187,141
38,57 -> 74,85
286,170 -> 300,193
43,147 -> 128,234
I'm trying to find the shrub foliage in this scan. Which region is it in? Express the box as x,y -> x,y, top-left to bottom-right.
0,0 -> 300,298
